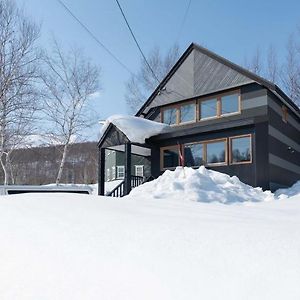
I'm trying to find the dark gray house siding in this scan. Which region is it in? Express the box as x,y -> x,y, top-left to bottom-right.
146,82 -> 299,191
267,92 -> 300,190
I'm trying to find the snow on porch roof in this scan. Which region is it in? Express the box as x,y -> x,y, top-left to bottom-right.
100,115 -> 171,144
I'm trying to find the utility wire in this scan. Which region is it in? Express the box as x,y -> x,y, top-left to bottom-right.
56,0 -> 136,77
176,0 -> 192,42
56,0 -> 198,108
115,0 -> 161,85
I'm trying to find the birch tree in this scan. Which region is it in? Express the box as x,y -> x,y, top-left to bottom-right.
41,41 -> 100,184
0,0 -> 40,184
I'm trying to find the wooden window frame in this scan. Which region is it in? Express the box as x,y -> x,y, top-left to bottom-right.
179,100 -> 197,124
205,138 -> 228,167
198,90 -> 241,121
220,91 -> 241,117
198,97 -> 219,121
160,105 -> 179,126
160,89 -> 241,126
160,145 -> 180,171
229,134 -> 252,165
184,142 -> 205,168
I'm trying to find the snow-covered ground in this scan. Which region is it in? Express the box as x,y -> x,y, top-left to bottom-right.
0,167 -> 299,300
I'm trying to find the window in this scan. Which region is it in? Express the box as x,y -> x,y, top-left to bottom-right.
184,143 -> 204,167
135,165 -> 144,177
117,166 -> 125,179
200,98 -> 218,119
180,103 -> 196,123
160,91 -> 240,126
106,168 -> 110,181
230,135 -> 252,164
206,140 -> 227,165
161,147 -> 179,169
162,107 -> 177,125
221,94 -> 239,115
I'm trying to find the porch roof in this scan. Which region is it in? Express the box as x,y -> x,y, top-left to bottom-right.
98,115 -> 170,148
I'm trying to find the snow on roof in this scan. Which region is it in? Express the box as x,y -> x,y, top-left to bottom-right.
100,114 -> 170,144
129,166 -> 275,203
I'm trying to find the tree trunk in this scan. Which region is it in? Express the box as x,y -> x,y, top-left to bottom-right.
56,143 -> 69,185
7,154 -> 15,184
0,153 -> 9,185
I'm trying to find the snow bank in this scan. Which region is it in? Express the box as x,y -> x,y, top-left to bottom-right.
129,166 -> 275,203
275,180 -> 300,199
100,114 -> 170,144
1,192 -> 300,299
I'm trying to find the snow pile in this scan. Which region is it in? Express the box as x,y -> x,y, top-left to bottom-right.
0,192 -> 300,299
129,166 -> 275,203
100,114 -> 170,144
275,180 -> 300,199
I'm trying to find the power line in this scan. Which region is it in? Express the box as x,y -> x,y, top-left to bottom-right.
56,0 -> 193,106
176,0 -> 192,42
115,0 -> 161,85
56,0 -> 136,77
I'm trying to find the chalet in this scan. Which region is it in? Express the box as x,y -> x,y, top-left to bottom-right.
98,43 -> 300,196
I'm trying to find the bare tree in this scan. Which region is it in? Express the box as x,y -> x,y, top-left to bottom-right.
266,44 -> 279,84
0,0 -> 41,185
281,35 -> 300,107
244,47 -> 263,76
41,41 -> 100,184
125,44 -> 180,114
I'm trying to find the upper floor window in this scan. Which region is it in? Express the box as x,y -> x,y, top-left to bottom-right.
200,98 -> 218,119
221,94 -> 239,115
180,103 -> 196,123
161,90 -> 241,126
162,107 -> 177,125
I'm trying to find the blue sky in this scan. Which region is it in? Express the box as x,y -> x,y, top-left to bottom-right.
16,0 -> 300,123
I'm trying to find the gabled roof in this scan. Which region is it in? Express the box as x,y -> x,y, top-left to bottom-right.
136,43 -> 300,118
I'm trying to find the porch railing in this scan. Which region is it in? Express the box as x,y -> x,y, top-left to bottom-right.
106,175 -> 152,197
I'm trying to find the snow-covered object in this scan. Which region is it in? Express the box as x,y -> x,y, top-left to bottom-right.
100,114 -> 170,144
0,191 -> 300,299
129,166 -> 275,203
275,180 -> 300,199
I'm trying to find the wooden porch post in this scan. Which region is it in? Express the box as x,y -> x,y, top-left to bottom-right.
98,147 -> 106,196
124,142 -> 132,195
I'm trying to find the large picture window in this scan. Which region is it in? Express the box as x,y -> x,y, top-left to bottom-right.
161,147 -> 179,169
230,135 -> 252,164
206,140 -> 226,165
160,135 -> 252,171
184,143 -> 204,167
